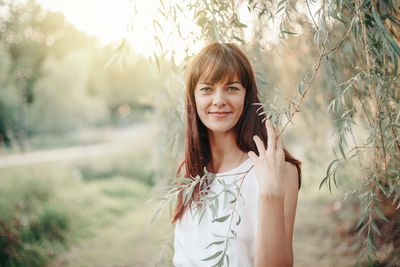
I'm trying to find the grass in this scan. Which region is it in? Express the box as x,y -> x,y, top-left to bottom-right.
0,123 -> 161,266
50,201 -> 172,267
0,161 -> 155,265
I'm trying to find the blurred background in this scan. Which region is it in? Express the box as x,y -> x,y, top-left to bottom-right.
0,0 -> 397,266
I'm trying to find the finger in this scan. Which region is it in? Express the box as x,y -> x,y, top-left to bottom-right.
265,120 -> 275,152
247,151 -> 257,161
273,125 -> 283,151
253,135 -> 266,156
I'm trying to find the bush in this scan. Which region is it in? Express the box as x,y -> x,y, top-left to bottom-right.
76,151 -> 155,186
0,167 -> 69,266
22,206 -> 69,243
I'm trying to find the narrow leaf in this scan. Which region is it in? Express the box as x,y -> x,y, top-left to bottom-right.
212,214 -> 230,223
205,241 -> 224,249
201,251 -> 223,261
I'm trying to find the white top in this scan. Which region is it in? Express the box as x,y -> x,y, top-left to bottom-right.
173,157 -> 259,267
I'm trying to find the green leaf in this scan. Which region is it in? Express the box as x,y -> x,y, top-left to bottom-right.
372,7 -> 400,56
282,30 -> 297,35
298,82 -> 303,95
392,192 -> 400,206
231,229 -> 237,237
198,208 -> 206,225
233,35 -> 245,44
277,0 -> 287,9
236,22 -> 247,28
368,231 -> 378,249
370,219 -> 381,236
150,206 -> 162,224
184,183 -> 195,205
236,215 -> 241,226
355,249 -> 365,266
153,52 -> 160,72
356,222 -> 368,239
373,206 -> 389,222
201,251 -> 223,261
339,138 -> 346,160
214,252 -> 226,267
212,214 -> 230,223
343,0 -> 355,12
276,5 -> 285,15
205,240 -> 224,249
356,209 -> 369,229
174,178 -> 193,184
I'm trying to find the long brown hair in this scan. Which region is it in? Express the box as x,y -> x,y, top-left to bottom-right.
172,42 -> 301,224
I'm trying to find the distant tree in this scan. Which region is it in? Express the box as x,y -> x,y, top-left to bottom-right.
0,0 -> 164,147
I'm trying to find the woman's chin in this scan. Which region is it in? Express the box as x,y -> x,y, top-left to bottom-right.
206,125 -> 236,134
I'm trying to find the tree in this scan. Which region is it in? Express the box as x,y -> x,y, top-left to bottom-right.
146,0 -> 399,265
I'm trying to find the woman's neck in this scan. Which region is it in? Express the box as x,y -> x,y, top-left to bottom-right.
208,129 -> 246,173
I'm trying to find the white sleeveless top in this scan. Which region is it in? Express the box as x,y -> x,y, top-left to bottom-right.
173,157 -> 259,267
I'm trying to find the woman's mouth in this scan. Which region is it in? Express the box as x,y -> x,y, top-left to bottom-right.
208,112 -> 232,118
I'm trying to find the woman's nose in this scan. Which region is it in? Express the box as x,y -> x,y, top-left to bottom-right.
212,90 -> 226,107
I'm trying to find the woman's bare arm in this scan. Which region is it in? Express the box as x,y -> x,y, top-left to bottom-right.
254,162 -> 298,267
248,119 -> 299,267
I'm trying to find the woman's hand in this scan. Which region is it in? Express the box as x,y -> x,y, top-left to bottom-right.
248,119 -> 285,197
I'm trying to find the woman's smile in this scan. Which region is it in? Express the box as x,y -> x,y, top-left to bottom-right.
208,111 -> 232,118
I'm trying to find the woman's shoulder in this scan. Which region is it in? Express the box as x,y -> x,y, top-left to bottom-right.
283,161 -> 300,193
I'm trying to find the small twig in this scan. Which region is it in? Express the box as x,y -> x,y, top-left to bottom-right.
352,83 -> 373,128
386,104 -> 400,152
349,129 -> 369,183
346,145 -> 382,156
378,116 -> 389,186
284,97 -> 301,110
322,16 -> 355,57
306,0 -> 319,30
222,165 -> 254,255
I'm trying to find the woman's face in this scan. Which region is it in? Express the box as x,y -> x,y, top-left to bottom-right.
194,75 -> 246,134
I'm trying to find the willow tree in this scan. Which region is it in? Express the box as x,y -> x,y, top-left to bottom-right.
139,0 -> 400,265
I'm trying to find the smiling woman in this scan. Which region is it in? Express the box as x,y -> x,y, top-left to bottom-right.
172,42 -> 302,267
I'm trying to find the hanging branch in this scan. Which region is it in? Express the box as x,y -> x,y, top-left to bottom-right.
279,36 -> 328,136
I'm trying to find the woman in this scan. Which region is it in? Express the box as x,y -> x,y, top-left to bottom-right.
172,42 -> 301,267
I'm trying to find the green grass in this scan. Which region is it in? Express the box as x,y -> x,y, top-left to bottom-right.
0,124 -> 161,266
0,161 -> 155,266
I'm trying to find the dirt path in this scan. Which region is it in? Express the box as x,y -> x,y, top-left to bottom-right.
0,124 -> 148,168
50,203 -> 172,267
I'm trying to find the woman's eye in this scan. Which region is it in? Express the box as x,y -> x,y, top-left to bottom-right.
227,87 -> 239,92
200,87 -> 211,92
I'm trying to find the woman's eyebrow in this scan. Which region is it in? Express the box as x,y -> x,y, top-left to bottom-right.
197,81 -> 241,85
226,81 -> 241,85
198,81 -> 212,85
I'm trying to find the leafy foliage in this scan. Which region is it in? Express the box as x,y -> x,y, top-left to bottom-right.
0,0 -> 163,149
147,0 -> 399,265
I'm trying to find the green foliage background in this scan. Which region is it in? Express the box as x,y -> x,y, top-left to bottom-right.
0,0 -> 162,146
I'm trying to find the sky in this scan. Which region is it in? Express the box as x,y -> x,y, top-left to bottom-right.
36,0 -> 130,44
35,0 -> 205,59
34,0 -> 317,59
